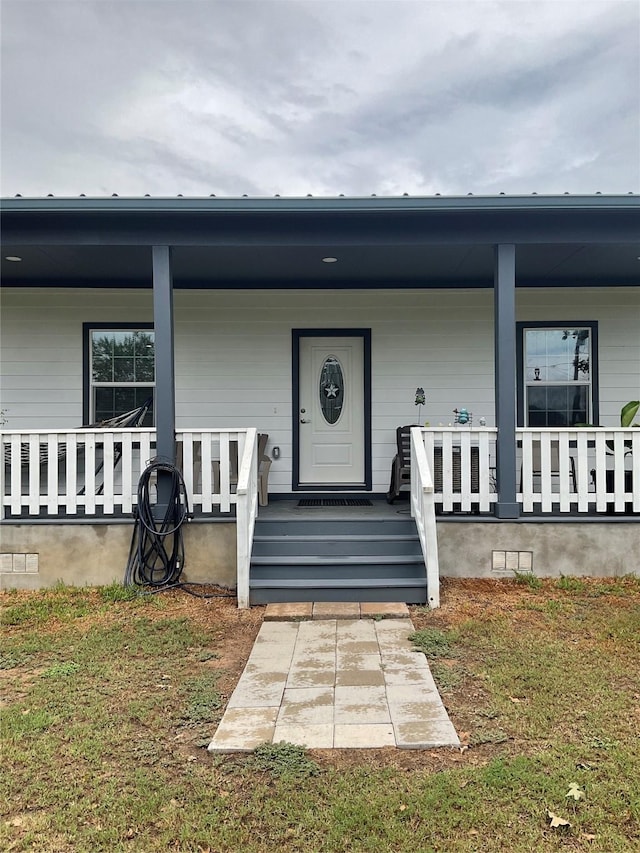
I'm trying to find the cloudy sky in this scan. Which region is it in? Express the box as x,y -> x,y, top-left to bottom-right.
1,0 -> 638,197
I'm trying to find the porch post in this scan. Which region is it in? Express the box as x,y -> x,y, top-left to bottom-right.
152,246 -> 176,507
494,243 -> 519,518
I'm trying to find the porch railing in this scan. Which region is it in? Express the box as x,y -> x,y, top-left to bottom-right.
417,427 -> 638,515
0,427 -> 260,517
3,426 -> 637,518
1,427 -> 157,516
421,427 -> 498,513
517,427 -> 639,514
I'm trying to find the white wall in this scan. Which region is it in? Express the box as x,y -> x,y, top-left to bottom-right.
2,286 -> 638,493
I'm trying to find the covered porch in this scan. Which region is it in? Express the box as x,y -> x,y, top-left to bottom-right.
1,193 -> 638,601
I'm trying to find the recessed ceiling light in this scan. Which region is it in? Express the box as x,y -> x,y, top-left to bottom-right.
5,256 -> 22,262
322,256 -> 338,263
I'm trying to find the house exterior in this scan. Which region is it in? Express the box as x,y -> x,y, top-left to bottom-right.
1,194 -> 639,603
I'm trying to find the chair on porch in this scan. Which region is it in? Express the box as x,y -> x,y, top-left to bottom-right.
386,425 -> 414,503
212,433 -> 272,506
519,441 -> 577,493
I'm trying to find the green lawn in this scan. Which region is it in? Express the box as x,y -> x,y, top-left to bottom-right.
1,577 -> 639,852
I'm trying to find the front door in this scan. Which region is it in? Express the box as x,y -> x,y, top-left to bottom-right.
295,333 -> 369,488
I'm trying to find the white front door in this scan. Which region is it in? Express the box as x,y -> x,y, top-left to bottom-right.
298,335 -> 365,486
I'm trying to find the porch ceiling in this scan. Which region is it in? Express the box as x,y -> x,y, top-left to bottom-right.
2,195 -> 639,288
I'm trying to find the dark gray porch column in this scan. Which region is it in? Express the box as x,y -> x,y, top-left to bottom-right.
494,243 -> 519,518
152,246 -> 176,508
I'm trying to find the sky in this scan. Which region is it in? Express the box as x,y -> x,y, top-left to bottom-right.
1,0 -> 639,198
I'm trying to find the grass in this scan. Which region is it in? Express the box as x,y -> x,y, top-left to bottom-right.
512,569 -> 543,589
1,579 -> 639,852
245,741 -> 321,778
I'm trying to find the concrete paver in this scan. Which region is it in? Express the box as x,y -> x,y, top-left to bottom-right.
334,723 -> 396,748
360,602 -> 410,619
313,602 -> 361,619
264,602 -> 314,621
209,604 -> 460,752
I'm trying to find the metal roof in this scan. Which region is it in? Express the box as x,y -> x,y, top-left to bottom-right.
2,192 -> 638,214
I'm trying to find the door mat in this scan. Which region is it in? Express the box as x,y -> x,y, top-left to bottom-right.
297,498 -> 373,507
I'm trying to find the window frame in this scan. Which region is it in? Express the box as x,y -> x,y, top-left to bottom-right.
516,320 -> 599,427
83,322 -> 155,424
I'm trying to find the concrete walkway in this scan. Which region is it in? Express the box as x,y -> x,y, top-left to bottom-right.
208,603 -> 460,752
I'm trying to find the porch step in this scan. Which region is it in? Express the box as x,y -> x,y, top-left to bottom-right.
252,534 -> 421,557
249,515 -> 427,604
250,577 -> 427,605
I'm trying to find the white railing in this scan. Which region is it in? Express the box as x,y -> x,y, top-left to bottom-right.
1,427 -> 157,516
175,429 -> 255,514
422,427 -> 498,513
518,428 -> 639,514
410,427 -> 440,608
0,427 -> 260,517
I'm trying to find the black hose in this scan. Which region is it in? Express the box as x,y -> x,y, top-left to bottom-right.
123,458 -> 235,599
124,458 -> 189,588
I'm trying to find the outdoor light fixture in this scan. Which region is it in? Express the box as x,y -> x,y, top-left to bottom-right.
321,257 -> 338,263
5,256 -> 22,262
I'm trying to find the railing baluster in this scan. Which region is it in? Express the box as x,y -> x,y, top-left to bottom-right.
84,435 -> 96,513
539,432 -> 552,513
521,430 -> 533,513
121,433 -> 133,514
558,431 -> 571,512
219,432 -> 230,513
459,431 -> 471,512
576,431 -> 589,513
613,434 -> 626,513
103,434 -> 114,514
594,432 -> 608,512
181,433 -> 194,508
441,431 -> 453,512
10,436 -> 22,515
201,433 -> 213,513
47,434 -> 59,515
65,433 -> 77,514
28,434 -> 40,515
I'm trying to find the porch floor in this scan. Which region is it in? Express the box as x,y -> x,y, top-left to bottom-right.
208,609 -> 460,752
257,496 -> 413,522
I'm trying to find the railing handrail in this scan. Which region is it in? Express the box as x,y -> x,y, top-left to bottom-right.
236,428 -> 258,495
235,428 -> 258,609
410,427 -> 440,608
410,427 -> 434,492
1,427 -> 157,437
516,426 -> 638,433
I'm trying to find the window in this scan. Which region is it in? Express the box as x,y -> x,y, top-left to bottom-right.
517,322 -> 598,427
84,324 -> 154,424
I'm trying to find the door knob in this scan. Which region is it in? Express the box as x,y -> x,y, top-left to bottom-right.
300,418 -> 311,424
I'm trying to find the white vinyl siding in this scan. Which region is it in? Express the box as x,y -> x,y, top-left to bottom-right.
1,286 -> 639,493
